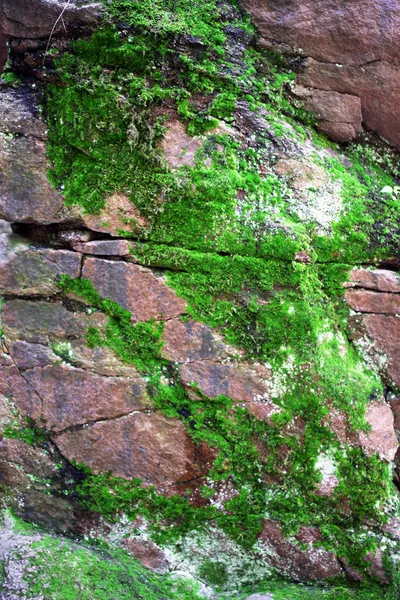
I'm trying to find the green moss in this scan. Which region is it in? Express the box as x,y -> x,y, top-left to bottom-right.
3,418 -> 50,446
198,559 -> 229,587
23,535 -> 203,600
57,276 -> 392,569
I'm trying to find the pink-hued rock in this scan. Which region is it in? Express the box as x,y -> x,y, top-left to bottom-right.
241,0 -> 400,147
72,240 -> 131,256
0,235 -> 81,296
82,193 -> 149,237
358,401 -> 398,462
0,364 -> 43,422
345,289 -> 400,314
162,318 -> 234,363
179,360 -> 272,403
348,269 -> 400,293
363,314 -> 400,387
123,538 -> 170,574
259,519 -> 342,581
82,257 -> 187,321
8,341 -> 55,370
23,364 -> 150,432
292,86 -> 362,142
246,401 -> 281,423
53,412 -> 213,494
161,118 -> 203,168
389,397 -> 400,432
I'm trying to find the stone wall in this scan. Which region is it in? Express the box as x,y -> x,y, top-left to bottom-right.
242,0 -> 400,147
1,0 -> 400,594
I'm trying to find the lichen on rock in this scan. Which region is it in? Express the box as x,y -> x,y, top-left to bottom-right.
1,0 -> 400,598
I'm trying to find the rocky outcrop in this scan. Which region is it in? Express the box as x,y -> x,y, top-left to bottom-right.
242,0 -> 400,146
0,0 -> 102,39
346,268 -> 400,388
1,0 -> 400,594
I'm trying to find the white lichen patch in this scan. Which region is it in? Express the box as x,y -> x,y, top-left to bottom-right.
164,526 -> 274,591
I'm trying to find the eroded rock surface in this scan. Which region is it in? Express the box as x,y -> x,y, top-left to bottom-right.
242,0 -> 400,146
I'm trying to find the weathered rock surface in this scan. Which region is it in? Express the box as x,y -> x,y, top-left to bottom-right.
0,234 -> 81,296
259,519 -> 343,581
0,0 -> 102,39
346,268 -> 400,387
242,0 -> 400,146
81,257 -> 187,321
53,412 -> 213,495
0,89 -> 77,224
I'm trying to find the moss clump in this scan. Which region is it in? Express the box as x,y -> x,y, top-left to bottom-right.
22,535 -> 203,600
57,276 -> 393,571
3,418 -> 50,446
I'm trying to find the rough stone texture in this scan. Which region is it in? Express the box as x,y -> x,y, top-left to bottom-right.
242,0 -> 400,146
82,257 -> 187,321
72,239 -> 131,256
0,0 -> 103,39
358,401 -> 398,462
0,89 -> 77,225
347,268 -> 400,293
345,289 -> 400,314
53,412 -> 213,494
292,86 -> 362,143
123,537 -> 170,574
161,118 -> 203,168
245,595 -> 273,600
346,269 -> 400,388
82,193 -> 149,237
179,360 -> 272,403
259,519 -> 343,581
23,364 -> 151,432
162,318 -> 236,363
0,234 -> 81,296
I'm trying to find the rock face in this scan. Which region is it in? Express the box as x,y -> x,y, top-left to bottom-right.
242,0 -> 400,146
0,0 -> 103,39
0,89 -> 77,224
1,0 -> 400,594
346,268 -> 400,388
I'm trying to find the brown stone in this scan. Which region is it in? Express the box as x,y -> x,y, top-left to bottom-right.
1,364 -> 42,422
292,86 -> 362,142
179,360 -> 272,403
72,240 -> 131,256
259,519 -> 342,581
160,119 -> 203,168
0,0 -> 102,39
347,268 -> 400,293
275,158 -> 328,190
23,364 -> 150,432
2,300 -> 89,344
0,234 -> 81,296
82,193 -> 149,237
162,318 -> 234,363
358,401 -> 398,462
241,0 -> 400,147
0,89 -> 46,138
82,257 -> 186,321
246,402 -> 281,423
9,341 -> 55,370
389,397 -> 400,432
345,289 -> 400,314
53,412 -> 212,494
0,134 -> 74,224
123,538 -> 169,574
363,314 -> 400,387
